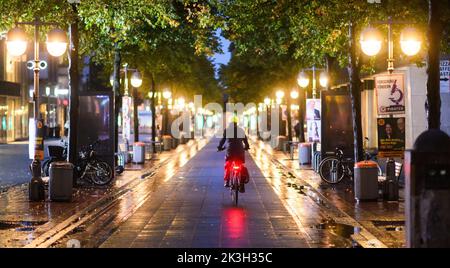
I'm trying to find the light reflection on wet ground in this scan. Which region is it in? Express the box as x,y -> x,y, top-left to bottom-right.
0,139 -> 207,248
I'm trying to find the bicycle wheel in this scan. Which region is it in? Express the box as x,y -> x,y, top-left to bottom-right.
230,174 -> 238,206
319,156 -> 345,184
42,159 -> 52,177
90,161 -> 113,186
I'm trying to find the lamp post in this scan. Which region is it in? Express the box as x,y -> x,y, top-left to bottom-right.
6,18 -> 67,201
297,66 -> 329,99
110,64 -> 142,145
360,17 -> 422,73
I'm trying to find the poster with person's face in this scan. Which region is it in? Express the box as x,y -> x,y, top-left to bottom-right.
377,117 -> 405,158
307,120 -> 321,142
306,99 -> 321,120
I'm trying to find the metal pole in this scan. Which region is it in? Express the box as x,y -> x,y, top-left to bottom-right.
387,17 -> 394,73
29,18 -> 45,201
312,66 -> 317,99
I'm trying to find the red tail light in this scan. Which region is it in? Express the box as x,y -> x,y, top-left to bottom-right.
232,162 -> 242,170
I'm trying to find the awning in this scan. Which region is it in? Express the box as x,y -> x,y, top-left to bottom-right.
0,80 -> 21,97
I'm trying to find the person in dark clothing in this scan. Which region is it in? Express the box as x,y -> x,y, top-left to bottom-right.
217,121 -> 250,190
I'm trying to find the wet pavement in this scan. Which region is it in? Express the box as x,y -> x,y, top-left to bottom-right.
0,139 -> 207,248
249,138 -> 405,248
97,139 -> 364,248
0,137 -> 405,248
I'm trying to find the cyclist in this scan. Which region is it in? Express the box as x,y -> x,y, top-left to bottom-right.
217,117 -> 250,191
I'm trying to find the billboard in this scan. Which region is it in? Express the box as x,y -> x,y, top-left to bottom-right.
441,60 -> 450,93
321,90 -> 354,159
78,93 -> 115,169
375,74 -> 405,115
377,117 -> 405,158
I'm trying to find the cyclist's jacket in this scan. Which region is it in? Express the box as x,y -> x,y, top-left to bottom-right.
217,123 -> 250,163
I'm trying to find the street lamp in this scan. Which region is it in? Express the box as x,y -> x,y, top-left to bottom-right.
130,71 -> 143,88
5,27 -> 28,57
46,29 -> 68,57
110,64 -> 142,144
290,90 -> 299,100
360,17 -> 421,73
6,18 -> 67,201
297,67 -> 328,98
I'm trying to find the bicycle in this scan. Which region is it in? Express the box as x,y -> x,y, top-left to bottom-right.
318,141 -> 382,184
228,161 -> 245,206
318,147 -> 354,184
74,140 -> 113,186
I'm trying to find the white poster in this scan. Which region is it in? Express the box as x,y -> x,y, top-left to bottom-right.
441,60 -> 450,93
306,99 -> 321,120
122,96 -> 132,142
375,74 -> 405,115
307,120 -> 321,142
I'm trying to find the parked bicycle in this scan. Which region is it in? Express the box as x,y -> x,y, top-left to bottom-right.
318,139 -> 382,184
74,140 -> 113,186
318,147 -> 354,184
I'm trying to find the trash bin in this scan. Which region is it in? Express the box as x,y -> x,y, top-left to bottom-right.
276,136 -> 287,151
298,143 -> 312,165
354,161 -> 379,201
163,135 -> 172,151
133,142 -> 145,164
172,137 -> 179,149
49,161 -> 74,201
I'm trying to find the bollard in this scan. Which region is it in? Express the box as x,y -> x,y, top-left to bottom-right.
383,158 -> 399,201
29,159 -> 45,201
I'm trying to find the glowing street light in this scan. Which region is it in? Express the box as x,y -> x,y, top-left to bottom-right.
360,17 -> 421,73
400,27 -> 421,56
130,71 -> 143,88
319,72 -> 329,88
290,90 -> 299,99
5,27 -> 28,57
162,90 -> 172,99
46,28 -> 68,57
359,27 -> 383,56
297,71 -> 310,88
275,90 -> 285,99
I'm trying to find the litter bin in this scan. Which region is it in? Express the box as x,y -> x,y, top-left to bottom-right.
163,135 -> 172,151
298,143 -> 312,165
49,161 -> 74,201
354,161 -> 379,201
133,142 -> 145,164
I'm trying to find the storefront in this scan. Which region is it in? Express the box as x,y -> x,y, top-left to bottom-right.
0,81 -> 28,143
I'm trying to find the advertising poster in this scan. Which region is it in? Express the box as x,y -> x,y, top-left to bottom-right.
375,74 -> 405,115
306,98 -> 321,120
377,117 -> 405,158
307,120 -> 321,142
441,60 -> 450,93
122,96 -> 132,142
321,93 -> 354,158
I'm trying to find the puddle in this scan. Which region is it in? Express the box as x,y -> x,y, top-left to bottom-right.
372,220 -> 404,232
313,219 -> 361,239
0,220 -> 47,231
0,222 -> 22,230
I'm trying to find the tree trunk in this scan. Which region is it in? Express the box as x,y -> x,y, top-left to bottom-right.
68,3 -> 79,165
133,87 -> 139,142
298,89 -> 306,143
348,23 -> 364,162
286,97 -> 292,141
150,73 -> 156,153
426,0 -> 442,129
113,44 -> 121,154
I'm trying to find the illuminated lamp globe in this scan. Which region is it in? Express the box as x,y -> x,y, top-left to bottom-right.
6,27 -> 28,57
360,27 -> 382,56
46,28 -> 68,57
400,27 -> 421,56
